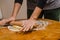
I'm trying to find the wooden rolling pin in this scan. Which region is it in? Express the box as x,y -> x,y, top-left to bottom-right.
10,21 -> 39,27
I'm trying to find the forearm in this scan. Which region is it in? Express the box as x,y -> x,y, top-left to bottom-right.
30,7 -> 42,20
11,3 -> 21,18
11,0 -> 23,18
29,0 -> 47,20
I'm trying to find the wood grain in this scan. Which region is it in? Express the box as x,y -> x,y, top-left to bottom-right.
0,19 -> 60,40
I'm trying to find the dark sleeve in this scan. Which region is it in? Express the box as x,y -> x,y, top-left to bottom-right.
15,0 -> 23,4
37,0 -> 47,9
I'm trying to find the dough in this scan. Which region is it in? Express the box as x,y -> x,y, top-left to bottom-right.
8,20 -> 49,32
8,25 -> 22,32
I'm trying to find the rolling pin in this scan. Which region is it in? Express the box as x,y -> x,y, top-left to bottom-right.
10,21 -> 39,27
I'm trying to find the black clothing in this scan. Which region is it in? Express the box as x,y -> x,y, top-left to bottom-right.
15,0 -> 47,10
15,0 -> 23,4
15,0 -> 60,21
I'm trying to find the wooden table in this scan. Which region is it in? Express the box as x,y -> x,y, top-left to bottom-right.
0,19 -> 60,40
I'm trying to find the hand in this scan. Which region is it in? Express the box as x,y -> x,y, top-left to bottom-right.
20,19 -> 36,32
7,17 -> 15,21
0,17 -> 15,25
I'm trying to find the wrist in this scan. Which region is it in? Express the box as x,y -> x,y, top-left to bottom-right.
8,17 -> 16,21
11,16 -> 16,18
29,17 -> 37,20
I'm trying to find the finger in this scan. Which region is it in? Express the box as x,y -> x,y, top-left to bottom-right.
23,23 -> 29,32
0,20 -> 6,25
25,26 -> 31,31
30,25 -> 34,30
25,22 -> 32,31
19,25 -> 25,32
20,22 -> 27,32
22,20 -> 27,26
23,22 -> 33,31
23,27 -> 27,32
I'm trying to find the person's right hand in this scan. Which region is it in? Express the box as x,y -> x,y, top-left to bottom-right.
0,17 -> 15,25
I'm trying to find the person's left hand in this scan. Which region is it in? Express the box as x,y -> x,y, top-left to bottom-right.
20,19 -> 36,32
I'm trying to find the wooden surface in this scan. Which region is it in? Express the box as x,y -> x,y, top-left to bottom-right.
0,19 -> 60,40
